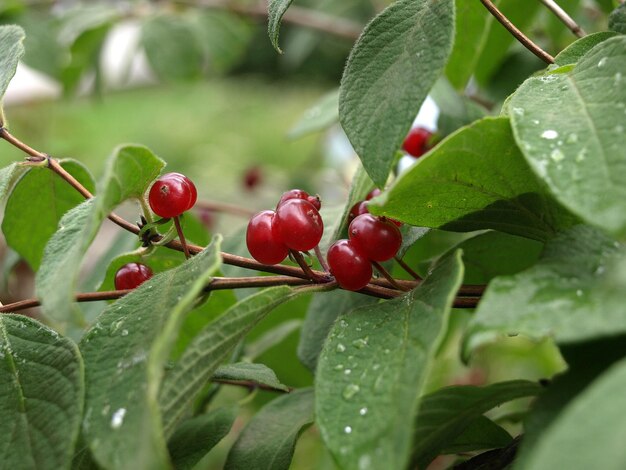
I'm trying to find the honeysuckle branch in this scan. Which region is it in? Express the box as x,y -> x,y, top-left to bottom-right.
539,0 -> 586,38
394,256 -> 421,280
480,0 -> 555,64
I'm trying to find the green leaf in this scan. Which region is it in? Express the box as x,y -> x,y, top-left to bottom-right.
159,285 -> 304,437
3,160 -> 95,270
80,240 -> 222,470
244,319 -> 302,360
371,117 -> 575,242
36,145 -> 164,328
609,2 -> 626,33
554,31 -> 619,66
518,357 -> 626,470
168,407 -> 237,470
212,362 -> 290,392
267,0 -> 295,53
316,251 -> 464,470
288,89 -> 339,139
465,226 -> 624,355
412,381 -> 540,468
225,388 -> 314,470
339,0 -> 455,186
509,36 -> 626,237
297,290 -> 375,373
0,163 -> 27,206
142,15 -> 204,82
430,78 -> 488,137
0,314 -> 83,470
0,25 -> 25,121
441,415 -> 512,455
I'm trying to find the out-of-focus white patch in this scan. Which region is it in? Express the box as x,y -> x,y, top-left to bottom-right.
4,64 -> 61,105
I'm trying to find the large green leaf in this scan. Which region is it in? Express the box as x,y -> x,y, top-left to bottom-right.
509,36 -> 626,237
0,314 -> 83,470
465,226 -> 624,356
267,0 -> 295,53
412,381 -> 541,468
518,357 -> 626,470
168,407 -> 237,470
159,285 -> 304,437
339,0 -> 455,186
36,145 -> 164,328
370,117 -> 575,242
316,251 -> 464,470
80,240 -> 222,470
225,388 -> 314,470
0,24 -> 25,122
3,160 -> 95,270
554,31 -> 619,66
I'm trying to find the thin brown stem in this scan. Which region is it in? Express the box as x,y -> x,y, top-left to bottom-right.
372,261 -> 410,292
314,245 -> 330,272
539,0 -> 586,37
0,127 -> 47,158
453,297 -> 480,309
394,256 -> 421,280
290,250 -> 327,282
480,0 -> 555,64
173,216 -> 190,259
194,200 -> 256,217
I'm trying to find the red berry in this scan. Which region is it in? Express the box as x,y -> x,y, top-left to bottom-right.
114,263 -> 153,290
148,172 -> 197,218
274,199 -> 324,251
243,166 -> 262,191
348,201 -> 369,223
277,189 -> 321,211
349,214 -> 402,262
327,239 -> 372,291
402,127 -> 433,158
246,210 -> 289,265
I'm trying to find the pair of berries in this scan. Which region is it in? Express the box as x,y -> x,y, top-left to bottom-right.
327,213 -> 402,292
403,126 -> 433,158
148,172 -> 197,219
246,189 -> 324,265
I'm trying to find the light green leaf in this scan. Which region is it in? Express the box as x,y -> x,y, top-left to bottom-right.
3,160 -> 95,270
509,36 -> 626,237
267,0 -> 295,53
36,145 -> 164,328
0,25 -> 25,122
0,163 -> 27,206
159,285 -> 304,437
225,388 -> 314,470
212,362 -> 290,392
609,2 -> 626,33
80,240 -> 222,470
412,381 -> 541,468
554,31 -> 619,66
371,117 -> 575,242
339,0 -> 455,186
431,78 -> 488,136
288,89 -> 339,139
0,314 -> 83,470
465,226 -> 624,355
244,319 -> 302,360
441,415 -> 512,455
316,251 -> 464,470
297,290 -> 375,373
518,357 -> 626,470
168,407 -> 237,470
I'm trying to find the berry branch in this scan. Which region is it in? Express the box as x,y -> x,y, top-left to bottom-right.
539,0 -> 586,38
480,0 -> 555,64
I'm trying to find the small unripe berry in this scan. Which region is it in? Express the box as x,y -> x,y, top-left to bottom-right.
327,239 -> 372,291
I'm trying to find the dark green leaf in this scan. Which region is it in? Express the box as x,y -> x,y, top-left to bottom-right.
3,160 -> 95,270
0,25 -> 25,121
609,2 -> 626,33
339,0 -> 455,186
370,117 -> 575,242
518,357 -> 626,470
168,407 -> 237,470
267,0 -> 295,53
142,15 -> 204,82
465,226 -> 624,355
159,285 -> 304,436
212,362 -> 290,392
431,78 -> 488,137
288,89 -> 339,139
80,240 -> 222,470
441,415 -> 512,455
554,31 -> 619,66
316,251 -> 464,470
0,314 -> 83,470
412,381 -> 540,468
225,388 -> 314,470
36,145 -> 164,328
509,36 -> 626,237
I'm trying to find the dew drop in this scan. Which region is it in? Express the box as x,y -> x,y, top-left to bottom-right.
110,408 -> 126,429
335,364 -> 344,371
541,130 -> 558,140
550,149 -> 565,162
359,454 -> 372,470
566,133 -> 578,144
342,384 -> 360,400
359,407 -> 368,416
344,369 -> 352,375
336,343 -> 346,353
352,338 -> 368,349
340,320 -> 348,328
344,426 -> 353,434
372,363 -> 380,371
597,57 -> 608,68
121,329 -> 129,337
576,289 -> 583,297
512,107 -> 524,116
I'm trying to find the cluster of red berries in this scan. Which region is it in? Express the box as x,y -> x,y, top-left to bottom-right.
246,189 -> 324,265
402,126 -> 433,158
